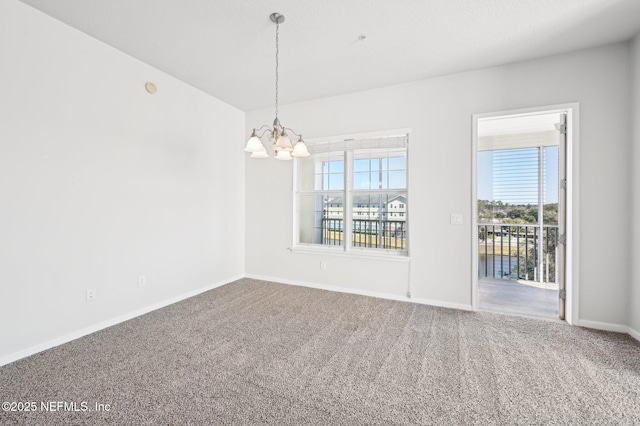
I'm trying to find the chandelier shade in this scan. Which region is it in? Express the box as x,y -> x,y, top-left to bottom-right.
275,150 -> 293,161
244,132 -> 264,153
292,138 -> 310,157
250,149 -> 269,159
244,13 -> 308,161
275,133 -> 293,152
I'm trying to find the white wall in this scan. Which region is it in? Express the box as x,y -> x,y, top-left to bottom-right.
630,34 -> 640,338
245,43 -> 632,327
0,0 -> 245,363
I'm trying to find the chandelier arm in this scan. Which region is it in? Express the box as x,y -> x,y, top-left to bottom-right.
255,127 -> 273,139
282,127 -> 302,138
254,124 -> 272,133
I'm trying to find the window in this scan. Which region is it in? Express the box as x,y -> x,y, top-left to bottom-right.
296,134 -> 408,254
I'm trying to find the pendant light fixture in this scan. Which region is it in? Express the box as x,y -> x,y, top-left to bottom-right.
244,13 -> 309,160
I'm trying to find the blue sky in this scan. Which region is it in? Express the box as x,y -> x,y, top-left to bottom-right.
322,157 -> 407,190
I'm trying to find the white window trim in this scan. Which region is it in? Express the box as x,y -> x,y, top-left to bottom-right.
289,245 -> 411,262
292,129 -> 411,259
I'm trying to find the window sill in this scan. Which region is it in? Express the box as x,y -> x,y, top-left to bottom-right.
289,245 -> 411,263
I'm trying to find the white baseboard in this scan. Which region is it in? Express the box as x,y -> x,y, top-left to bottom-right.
0,275 -> 243,367
410,296 -> 473,311
628,326 -> 640,342
244,274 -> 473,311
575,319 -> 629,334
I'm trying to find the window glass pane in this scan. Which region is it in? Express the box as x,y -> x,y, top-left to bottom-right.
354,159 -> 370,173
351,193 -> 407,250
298,152 -> 343,191
388,156 -> 407,170
494,148 -> 539,209
328,173 -> 344,190
354,172 -> 371,189
388,171 -> 406,189
329,160 -> 344,173
298,194 -> 343,246
353,148 -> 406,190
297,155 -> 316,191
477,148 -> 539,224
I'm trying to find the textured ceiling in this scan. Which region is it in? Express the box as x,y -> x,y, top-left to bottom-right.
18,0 -> 640,111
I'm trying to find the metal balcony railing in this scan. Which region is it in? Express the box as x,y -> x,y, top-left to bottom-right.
321,218 -> 406,250
478,223 -> 558,283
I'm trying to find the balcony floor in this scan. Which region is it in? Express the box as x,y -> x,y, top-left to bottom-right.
478,278 -> 559,319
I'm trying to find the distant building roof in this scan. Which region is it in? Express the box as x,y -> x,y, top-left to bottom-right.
325,194 -> 406,205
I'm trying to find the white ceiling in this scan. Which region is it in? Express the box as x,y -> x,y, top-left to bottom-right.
18,0 -> 640,112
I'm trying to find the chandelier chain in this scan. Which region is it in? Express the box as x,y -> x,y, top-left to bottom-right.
275,20 -> 279,121
245,13 -> 309,160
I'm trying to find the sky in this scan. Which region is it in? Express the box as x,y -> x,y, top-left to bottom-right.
321,156 -> 407,191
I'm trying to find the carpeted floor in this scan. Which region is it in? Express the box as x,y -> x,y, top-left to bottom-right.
1,278 -> 639,425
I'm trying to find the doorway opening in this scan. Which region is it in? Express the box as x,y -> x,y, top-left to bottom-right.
473,110 -> 569,320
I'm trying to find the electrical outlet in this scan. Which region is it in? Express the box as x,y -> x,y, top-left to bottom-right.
86,289 -> 96,302
138,275 -> 146,288
320,261 -> 327,270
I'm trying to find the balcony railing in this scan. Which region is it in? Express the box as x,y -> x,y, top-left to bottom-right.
478,223 -> 558,283
321,218 -> 406,250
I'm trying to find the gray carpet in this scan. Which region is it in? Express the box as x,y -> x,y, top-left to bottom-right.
1,278 -> 639,425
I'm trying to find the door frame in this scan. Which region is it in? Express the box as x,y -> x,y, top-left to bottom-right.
471,103 -> 579,324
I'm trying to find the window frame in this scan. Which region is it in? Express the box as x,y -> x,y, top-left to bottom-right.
293,130 -> 410,259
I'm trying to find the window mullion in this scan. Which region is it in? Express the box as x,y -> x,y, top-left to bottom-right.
351,189 -> 406,196
344,151 -> 353,252
297,190 -> 344,196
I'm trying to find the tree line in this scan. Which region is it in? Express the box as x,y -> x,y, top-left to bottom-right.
478,200 -> 558,225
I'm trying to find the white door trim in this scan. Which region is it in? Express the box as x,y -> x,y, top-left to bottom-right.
471,103 -> 579,325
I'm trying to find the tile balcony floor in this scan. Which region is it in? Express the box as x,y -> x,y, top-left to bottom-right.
478,278 -> 559,319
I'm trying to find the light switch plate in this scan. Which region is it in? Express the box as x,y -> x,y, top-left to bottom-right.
450,214 -> 463,225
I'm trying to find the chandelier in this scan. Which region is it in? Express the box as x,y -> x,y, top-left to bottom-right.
244,13 -> 309,160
